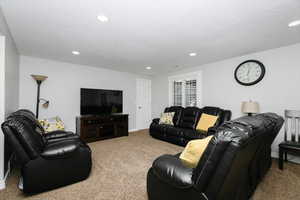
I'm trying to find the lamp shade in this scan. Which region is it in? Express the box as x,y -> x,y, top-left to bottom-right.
31,74 -> 48,82
241,101 -> 260,114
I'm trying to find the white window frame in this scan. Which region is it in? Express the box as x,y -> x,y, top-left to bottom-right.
168,71 -> 202,107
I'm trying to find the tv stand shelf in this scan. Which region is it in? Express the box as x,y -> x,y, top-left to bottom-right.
76,114 -> 128,143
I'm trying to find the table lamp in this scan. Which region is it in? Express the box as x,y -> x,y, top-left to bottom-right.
241,101 -> 259,116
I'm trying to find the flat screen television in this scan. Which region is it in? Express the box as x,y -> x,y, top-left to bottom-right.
81,88 -> 123,115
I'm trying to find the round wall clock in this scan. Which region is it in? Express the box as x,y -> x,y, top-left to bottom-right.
234,60 -> 265,86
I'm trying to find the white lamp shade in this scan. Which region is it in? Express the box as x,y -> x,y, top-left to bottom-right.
31,74 -> 48,81
241,101 -> 260,114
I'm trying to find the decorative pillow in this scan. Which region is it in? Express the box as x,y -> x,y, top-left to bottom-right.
39,116 -> 65,133
159,112 -> 175,126
196,113 -> 219,132
179,136 -> 213,168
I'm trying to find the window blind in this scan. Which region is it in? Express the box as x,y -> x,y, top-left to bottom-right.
173,81 -> 183,106
185,80 -> 197,106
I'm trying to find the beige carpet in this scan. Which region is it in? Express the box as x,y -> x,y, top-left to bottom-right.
1,130 -> 300,200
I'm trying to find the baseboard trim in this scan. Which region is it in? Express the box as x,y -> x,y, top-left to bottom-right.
272,151 -> 300,164
0,179 -> 5,190
129,128 -> 149,132
271,151 -> 278,159
129,129 -> 138,132
0,157 -> 11,190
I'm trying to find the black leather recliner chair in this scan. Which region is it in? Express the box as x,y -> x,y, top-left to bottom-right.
147,113 -> 284,200
150,106 -> 232,146
1,110 -> 92,193
8,109 -> 79,143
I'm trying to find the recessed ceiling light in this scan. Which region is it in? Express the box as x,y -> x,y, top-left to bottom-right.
97,15 -> 109,22
146,66 -> 152,70
189,52 -> 197,57
72,51 -> 80,55
288,20 -> 300,27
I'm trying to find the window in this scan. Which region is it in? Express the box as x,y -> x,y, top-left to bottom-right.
169,72 -> 202,107
185,80 -> 197,106
173,81 -> 183,106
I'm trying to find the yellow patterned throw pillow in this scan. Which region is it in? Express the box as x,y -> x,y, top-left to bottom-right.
159,112 -> 175,126
39,116 -> 65,133
179,136 -> 213,168
196,113 -> 219,132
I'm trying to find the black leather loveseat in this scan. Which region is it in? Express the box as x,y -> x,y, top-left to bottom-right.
147,113 -> 284,200
150,106 -> 231,146
1,109 -> 92,193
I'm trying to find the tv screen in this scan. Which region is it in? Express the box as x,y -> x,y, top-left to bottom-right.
81,88 -> 123,115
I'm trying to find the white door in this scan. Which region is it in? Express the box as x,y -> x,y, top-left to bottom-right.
136,78 -> 152,130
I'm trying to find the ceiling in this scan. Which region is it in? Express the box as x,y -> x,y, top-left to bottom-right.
1,0 -> 300,75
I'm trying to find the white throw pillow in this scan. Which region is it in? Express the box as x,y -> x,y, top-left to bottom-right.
39,116 -> 65,133
159,112 -> 175,125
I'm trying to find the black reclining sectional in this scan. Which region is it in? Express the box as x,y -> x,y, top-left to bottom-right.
150,106 -> 231,146
1,109 -> 92,193
147,113 -> 284,200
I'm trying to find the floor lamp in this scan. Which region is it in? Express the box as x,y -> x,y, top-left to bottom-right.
31,74 -> 49,118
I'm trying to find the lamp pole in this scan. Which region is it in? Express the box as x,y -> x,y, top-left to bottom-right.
31,75 -> 48,119
35,80 -> 42,118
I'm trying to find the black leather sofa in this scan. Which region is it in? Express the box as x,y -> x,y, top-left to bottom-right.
150,106 -> 231,146
1,109 -> 92,193
147,113 -> 284,200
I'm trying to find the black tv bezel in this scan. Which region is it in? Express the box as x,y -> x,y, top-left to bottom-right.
80,88 -> 123,115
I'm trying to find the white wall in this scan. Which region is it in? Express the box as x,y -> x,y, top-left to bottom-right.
152,43 -> 300,156
4,33 -> 19,116
0,35 -> 5,189
0,7 -> 20,188
19,56 -> 150,132
152,75 -> 169,119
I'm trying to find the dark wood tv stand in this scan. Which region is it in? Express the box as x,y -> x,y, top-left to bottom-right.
76,114 -> 128,143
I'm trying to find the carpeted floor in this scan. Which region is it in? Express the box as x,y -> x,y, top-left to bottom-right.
1,130 -> 300,200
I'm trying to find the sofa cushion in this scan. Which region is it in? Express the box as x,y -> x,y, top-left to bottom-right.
165,135 -> 187,146
41,140 -> 81,159
150,123 -> 172,136
179,107 -> 202,129
202,106 -> 222,116
182,129 -> 206,140
166,127 -> 184,137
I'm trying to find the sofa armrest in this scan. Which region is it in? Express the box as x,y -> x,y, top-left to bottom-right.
151,154 -> 193,188
223,110 -> 232,122
207,127 -> 218,136
44,130 -> 79,141
152,118 -> 160,124
41,140 -> 80,159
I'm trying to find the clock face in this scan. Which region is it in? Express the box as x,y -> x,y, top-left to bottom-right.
234,60 -> 265,86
